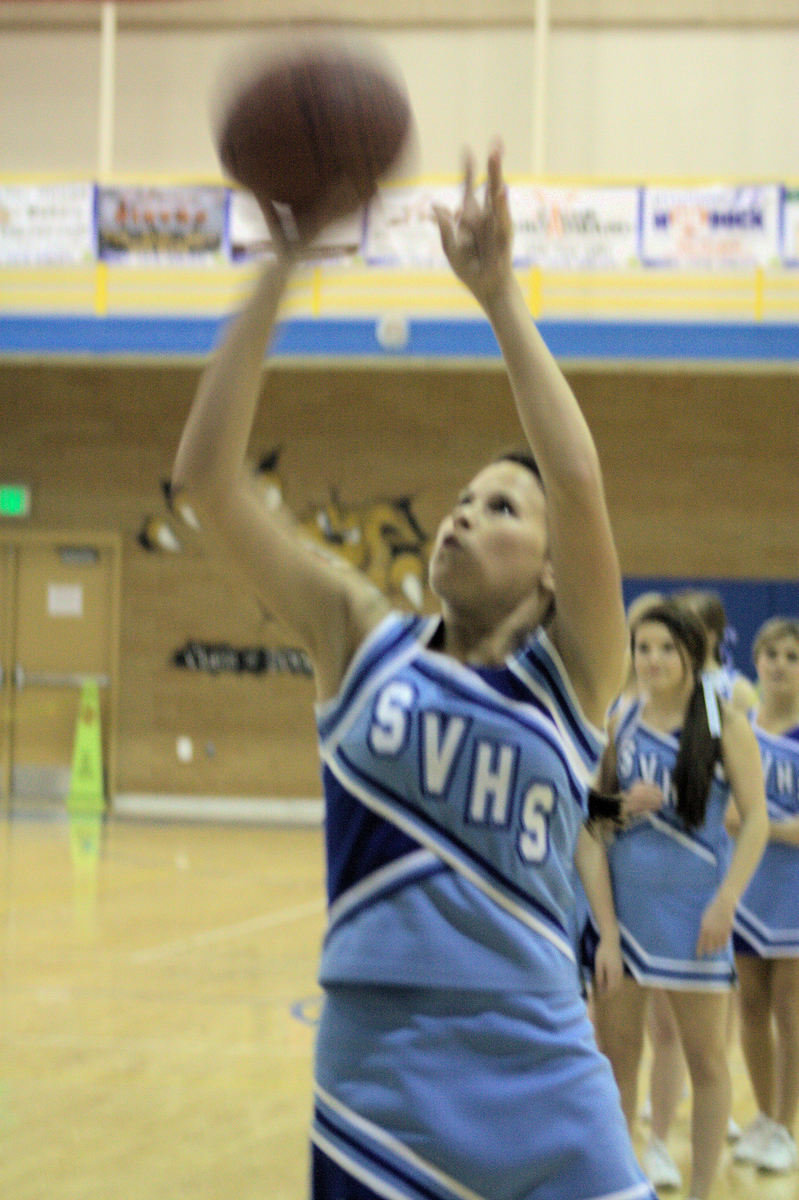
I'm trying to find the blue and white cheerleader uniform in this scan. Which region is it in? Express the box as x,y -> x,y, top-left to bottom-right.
312,612 -> 654,1200
607,700 -> 735,991
734,722 -> 799,957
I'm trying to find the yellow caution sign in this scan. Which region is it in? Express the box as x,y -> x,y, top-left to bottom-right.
67,679 -> 105,814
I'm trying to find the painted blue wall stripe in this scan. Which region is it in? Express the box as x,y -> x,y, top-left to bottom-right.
1,315 -> 798,361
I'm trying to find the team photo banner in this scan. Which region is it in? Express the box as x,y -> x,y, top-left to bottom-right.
96,185 -> 227,262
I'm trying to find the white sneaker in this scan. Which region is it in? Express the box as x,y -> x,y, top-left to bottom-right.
727,1115 -> 742,1142
733,1113 -> 775,1164
757,1124 -> 798,1173
643,1136 -> 682,1190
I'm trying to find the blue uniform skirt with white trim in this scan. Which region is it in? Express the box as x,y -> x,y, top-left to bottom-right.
312,984 -> 655,1200
608,823 -> 735,991
734,841 -> 799,957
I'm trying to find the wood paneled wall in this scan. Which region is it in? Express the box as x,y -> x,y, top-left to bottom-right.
1,358 -> 797,797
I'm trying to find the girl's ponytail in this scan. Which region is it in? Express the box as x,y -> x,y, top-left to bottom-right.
673,672 -> 722,829
635,599 -> 722,830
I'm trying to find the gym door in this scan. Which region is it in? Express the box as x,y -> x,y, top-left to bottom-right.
1,533 -> 120,806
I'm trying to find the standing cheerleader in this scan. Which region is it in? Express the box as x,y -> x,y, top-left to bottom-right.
593,599 -> 767,1200
733,616 -> 799,1174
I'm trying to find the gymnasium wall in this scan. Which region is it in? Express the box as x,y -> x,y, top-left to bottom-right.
1,5 -> 798,803
2,4 -> 799,179
1,359 -> 797,798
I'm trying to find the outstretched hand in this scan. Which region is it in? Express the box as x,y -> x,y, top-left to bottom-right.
433,145 -> 514,307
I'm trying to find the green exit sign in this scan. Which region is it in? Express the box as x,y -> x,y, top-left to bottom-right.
0,484 -> 30,517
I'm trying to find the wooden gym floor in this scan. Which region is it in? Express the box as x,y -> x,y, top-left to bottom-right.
1,812 -> 796,1200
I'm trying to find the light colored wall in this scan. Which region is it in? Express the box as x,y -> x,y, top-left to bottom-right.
2,15 -> 798,180
548,27 -> 799,178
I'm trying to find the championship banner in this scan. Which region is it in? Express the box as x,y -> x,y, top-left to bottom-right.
641,183 -> 781,268
781,187 -> 799,266
0,182 -> 95,265
363,183 -> 640,269
97,184 -> 226,261
227,189 -> 363,260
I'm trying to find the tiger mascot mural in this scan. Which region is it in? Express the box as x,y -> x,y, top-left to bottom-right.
156,451 -> 429,612
255,450 -> 429,611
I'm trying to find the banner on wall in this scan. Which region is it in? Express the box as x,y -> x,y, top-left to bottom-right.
640,183 -> 782,268
510,184 -> 640,269
0,182 -> 95,265
96,185 -> 226,261
3,177 -> 799,273
781,187 -> 799,266
172,641 -> 313,677
227,189 -> 363,260
363,183 -> 640,269
363,184 -> 461,267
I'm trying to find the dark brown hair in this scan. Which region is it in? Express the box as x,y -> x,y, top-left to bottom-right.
672,588 -> 727,664
494,449 -> 543,487
633,599 -> 721,830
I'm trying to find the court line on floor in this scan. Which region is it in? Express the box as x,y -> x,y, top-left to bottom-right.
128,897 -> 325,964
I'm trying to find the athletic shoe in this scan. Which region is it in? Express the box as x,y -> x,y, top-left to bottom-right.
757,1124 -> 798,1173
727,1115 -> 742,1142
643,1136 -> 682,1190
733,1113 -> 775,1164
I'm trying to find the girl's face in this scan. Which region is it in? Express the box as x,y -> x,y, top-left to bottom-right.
632,619 -> 691,697
756,635 -> 799,701
428,460 -> 552,621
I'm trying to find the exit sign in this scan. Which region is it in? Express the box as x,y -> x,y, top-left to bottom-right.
0,485 -> 30,518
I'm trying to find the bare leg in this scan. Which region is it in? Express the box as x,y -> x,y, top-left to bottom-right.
670,990 -> 731,1200
648,989 -> 687,1142
772,958 -> 799,1132
593,976 -> 649,1133
726,988 -> 740,1131
736,955 -> 776,1116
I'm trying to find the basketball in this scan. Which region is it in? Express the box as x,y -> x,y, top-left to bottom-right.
214,39 -> 413,220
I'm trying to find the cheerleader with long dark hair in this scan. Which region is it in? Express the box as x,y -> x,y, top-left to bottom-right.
592,599 -> 767,1200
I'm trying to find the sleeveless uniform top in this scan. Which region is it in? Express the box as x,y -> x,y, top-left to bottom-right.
315,612 -> 605,993
734,720 -> 799,956
607,698 -> 735,989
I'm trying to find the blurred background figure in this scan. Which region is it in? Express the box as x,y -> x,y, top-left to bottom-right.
733,617 -> 799,1174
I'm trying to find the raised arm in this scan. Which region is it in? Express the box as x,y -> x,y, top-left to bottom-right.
434,149 -> 625,725
172,238 -> 387,701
